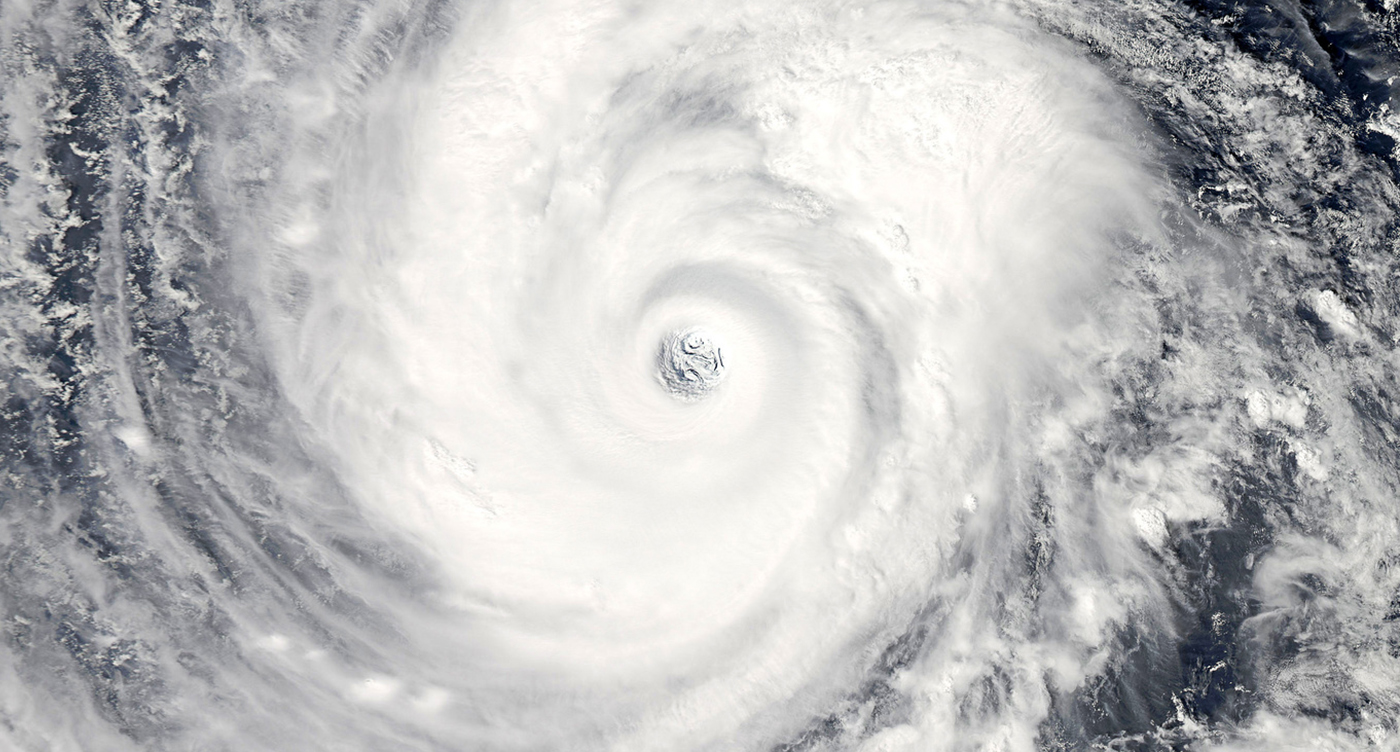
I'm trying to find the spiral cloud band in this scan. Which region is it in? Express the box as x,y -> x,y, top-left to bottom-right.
2,0 -> 1399,750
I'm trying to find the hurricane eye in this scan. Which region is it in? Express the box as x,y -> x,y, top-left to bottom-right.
657,328 -> 726,401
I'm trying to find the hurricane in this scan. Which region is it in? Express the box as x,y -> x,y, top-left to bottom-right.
2,0 -> 1398,750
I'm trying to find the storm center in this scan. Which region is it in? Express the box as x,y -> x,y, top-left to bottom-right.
656,328 -> 726,401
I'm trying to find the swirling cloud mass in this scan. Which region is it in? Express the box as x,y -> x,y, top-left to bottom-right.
2,0 -> 1399,750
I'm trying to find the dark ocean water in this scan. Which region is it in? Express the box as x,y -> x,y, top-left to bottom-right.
2,1 -> 1398,750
